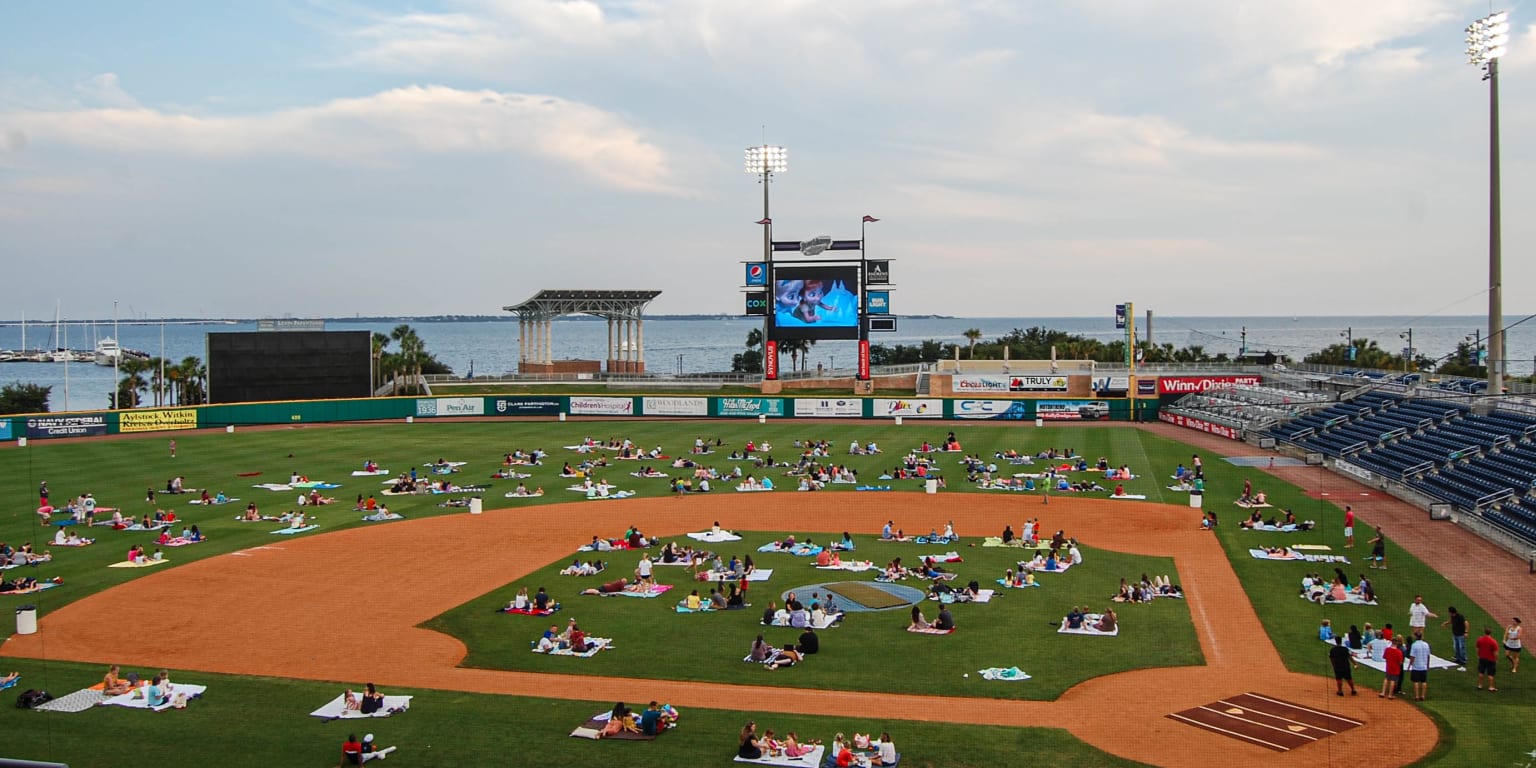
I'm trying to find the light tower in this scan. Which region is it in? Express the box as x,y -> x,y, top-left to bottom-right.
745,145 -> 787,379
1466,10 -> 1510,394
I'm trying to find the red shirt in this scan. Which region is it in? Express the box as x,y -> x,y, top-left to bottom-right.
1382,627 -> 1393,641
1477,634 -> 1500,662
1384,645 -> 1404,676
1345,510 -> 1355,527
341,739 -> 362,764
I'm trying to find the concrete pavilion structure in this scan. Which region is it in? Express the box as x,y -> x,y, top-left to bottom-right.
503,289 -> 661,375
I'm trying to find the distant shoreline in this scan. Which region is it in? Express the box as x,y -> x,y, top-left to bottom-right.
0,313 -> 1513,326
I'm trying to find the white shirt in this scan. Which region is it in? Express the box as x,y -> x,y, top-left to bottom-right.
878,741 -> 897,764
637,558 -> 652,578
1409,602 -> 1432,628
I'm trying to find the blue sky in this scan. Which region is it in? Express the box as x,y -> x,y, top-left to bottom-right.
2,0 -> 1534,319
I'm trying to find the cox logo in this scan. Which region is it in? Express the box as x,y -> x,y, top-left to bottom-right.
746,298 -> 767,309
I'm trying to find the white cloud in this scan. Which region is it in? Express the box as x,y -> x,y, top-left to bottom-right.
4,84 -> 683,194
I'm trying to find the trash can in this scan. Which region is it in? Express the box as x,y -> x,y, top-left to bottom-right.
469,497 -> 483,515
1189,491 -> 1203,509
925,479 -> 938,495
16,605 -> 37,635
1035,418 -> 1044,428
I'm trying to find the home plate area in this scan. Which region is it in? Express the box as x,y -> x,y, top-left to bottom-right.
1165,692 -> 1363,752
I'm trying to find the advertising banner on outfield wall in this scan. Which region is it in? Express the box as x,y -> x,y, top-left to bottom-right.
716,398 -> 785,417
1010,375 -> 1070,392
569,396 -> 635,416
952,375 -> 1010,393
488,397 -> 563,416
792,398 -> 863,418
874,398 -> 941,418
954,399 -> 1031,420
1157,375 -> 1263,395
416,397 -> 485,417
119,409 -> 199,433
1158,412 -> 1241,439
1037,400 -> 1111,420
0,419 -> 11,440
26,415 -> 107,438
642,397 -> 708,416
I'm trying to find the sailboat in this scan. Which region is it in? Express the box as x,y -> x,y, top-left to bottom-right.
47,304 -> 72,362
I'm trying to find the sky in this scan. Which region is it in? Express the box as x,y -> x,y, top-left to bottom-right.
2,0 -> 1534,319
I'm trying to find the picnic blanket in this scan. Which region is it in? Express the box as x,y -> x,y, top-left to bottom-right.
504,491 -> 546,498
425,461 -> 467,468
163,537 -> 202,547
271,525 -> 319,535
1023,561 -> 1073,574
501,606 -> 560,616
981,537 -> 1027,547
935,589 -> 995,604
735,485 -> 774,493
1165,485 -> 1194,492
351,469 -> 391,476
586,490 -> 636,500
1241,524 -> 1304,533
855,485 -> 892,491
122,523 -> 171,532
569,710 -> 663,741
108,559 -> 170,569
1107,494 -> 1147,500
996,579 -> 1041,589
1300,592 -> 1378,606
1248,548 -> 1349,564
1058,615 -> 1119,636
765,612 -> 843,630
912,535 -> 956,545
704,569 -> 773,582
675,602 -> 717,613
604,585 -> 674,599
628,472 -> 669,479
253,483 -> 293,491
309,692 -> 413,720
0,581 -> 59,595
1235,501 -> 1274,509
757,543 -> 823,557
687,530 -> 742,543
734,745 -> 825,766
919,552 -> 963,563
1320,638 -> 1458,672
33,687 -> 104,713
534,637 -> 613,657
906,625 -> 955,635
815,561 -> 875,572
102,683 -> 208,712
291,481 -> 341,490
187,498 -> 238,505
494,471 -> 533,479
362,512 -> 404,521
978,666 -> 1031,681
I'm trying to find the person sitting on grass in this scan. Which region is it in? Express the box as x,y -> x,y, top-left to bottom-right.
358,683 -> 385,715
749,635 -> 776,663
102,664 -> 134,696
1094,608 -> 1117,633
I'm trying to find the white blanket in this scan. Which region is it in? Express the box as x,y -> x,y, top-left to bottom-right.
815,561 -> 876,572
253,483 -> 293,491
1300,592 -> 1377,606
1248,548 -> 1349,564
1058,616 -> 1119,636
271,524 -> 319,535
688,531 -> 743,543
766,612 -> 843,630
735,745 -> 825,766
1107,494 -> 1147,500
103,683 -> 208,712
503,491 -> 546,498
705,568 -> 773,582
351,469 -> 391,476
534,637 -> 614,657
309,692 -> 414,719
1320,638 -> 1457,672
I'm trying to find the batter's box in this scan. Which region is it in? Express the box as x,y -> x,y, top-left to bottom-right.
1166,692 -> 1363,752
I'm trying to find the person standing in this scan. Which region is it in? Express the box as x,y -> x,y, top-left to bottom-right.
1505,617 -> 1523,674
1367,526 -> 1386,569
38,481 -> 48,506
1343,505 -> 1355,548
1381,636 -> 1405,699
1329,637 -> 1358,696
1441,606 -> 1468,668
1476,627 -> 1500,691
1408,631 -> 1432,701
169,439 -> 177,458
1409,596 -> 1438,636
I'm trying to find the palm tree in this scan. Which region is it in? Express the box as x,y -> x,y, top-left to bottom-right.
963,328 -> 983,359
176,356 -> 207,405
117,357 -> 150,408
391,324 -> 426,394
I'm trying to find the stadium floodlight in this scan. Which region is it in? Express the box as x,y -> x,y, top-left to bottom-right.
1465,10 -> 1510,395
744,145 -> 788,174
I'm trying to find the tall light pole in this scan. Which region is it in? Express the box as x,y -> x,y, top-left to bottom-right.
745,145 -> 787,380
112,299 -> 120,409
1468,10 -> 1510,394
1400,329 -> 1414,372
1341,327 -> 1354,363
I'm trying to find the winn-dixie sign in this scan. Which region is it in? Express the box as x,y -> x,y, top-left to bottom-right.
1157,375 -> 1262,395
1159,412 -> 1241,440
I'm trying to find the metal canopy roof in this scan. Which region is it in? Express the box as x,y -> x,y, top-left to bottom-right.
503,289 -> 662,318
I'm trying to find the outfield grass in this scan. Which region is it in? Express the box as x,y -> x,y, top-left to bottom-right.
1,420 -> 1531,766
427,535 -> 1198,700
